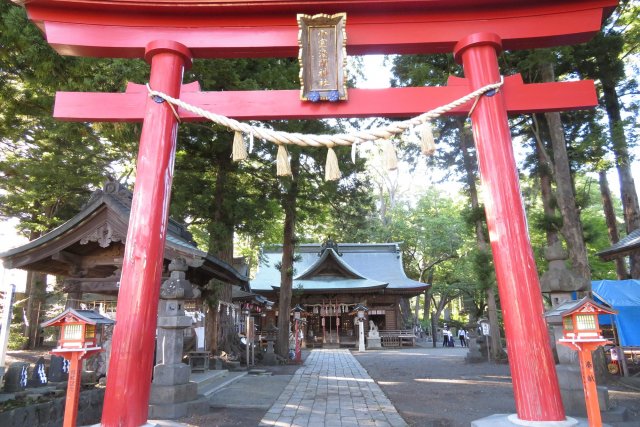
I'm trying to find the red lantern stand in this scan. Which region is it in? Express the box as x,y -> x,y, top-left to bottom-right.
17,1 -> 619,426
41,309 -> 115,427
556,298 -> 618,427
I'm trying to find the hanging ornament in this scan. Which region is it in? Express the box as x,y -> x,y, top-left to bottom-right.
325,146 -> 342,181
383,139 -> 398,171
276,144 -> 292,176
351,139 -> 360,163
232,131 -> 248,162
421,121 -> 436,156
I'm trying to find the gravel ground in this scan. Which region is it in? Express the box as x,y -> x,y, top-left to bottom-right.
354,344 -> 640,427
180,344 -> 640,427
353,345 -> 516,427
6,346 -> 640,426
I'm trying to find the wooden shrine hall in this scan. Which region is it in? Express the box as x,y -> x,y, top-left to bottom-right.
0,181 -> 249,306
251,240 -> 428,347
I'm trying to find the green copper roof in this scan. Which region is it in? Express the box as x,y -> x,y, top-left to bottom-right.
252,243 -> 429,295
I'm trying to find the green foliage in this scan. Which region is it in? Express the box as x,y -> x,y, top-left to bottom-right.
0,2 -> 144,234
8,322 -> 28,350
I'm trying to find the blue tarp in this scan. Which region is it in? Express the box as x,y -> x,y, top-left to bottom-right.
592,280 -> 640,347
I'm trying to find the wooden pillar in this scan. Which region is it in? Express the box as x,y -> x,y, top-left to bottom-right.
454,33 -> 565,422
101,40 -> 192,427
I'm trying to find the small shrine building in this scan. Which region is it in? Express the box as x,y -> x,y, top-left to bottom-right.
251,241 -> 429,346
597,228 -> 640,279
0,181 -> 248,310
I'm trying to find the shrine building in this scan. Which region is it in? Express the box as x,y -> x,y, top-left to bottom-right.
251,241 -> 428,346
0,181 -> 248,311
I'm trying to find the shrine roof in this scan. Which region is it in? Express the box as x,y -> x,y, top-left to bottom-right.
41,308 -> 115,327
251,242 -> 428,295
545,296 -> 617,322
597,228 -> 640,261
0,182 -> 248,288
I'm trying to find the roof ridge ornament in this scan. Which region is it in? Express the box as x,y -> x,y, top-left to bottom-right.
318,237 -> 342,256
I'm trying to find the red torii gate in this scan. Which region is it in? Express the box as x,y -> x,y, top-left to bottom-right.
17,1 -> 616,426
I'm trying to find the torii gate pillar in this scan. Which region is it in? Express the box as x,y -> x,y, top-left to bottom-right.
101,40 -> 191,427
454,33 -> 565,422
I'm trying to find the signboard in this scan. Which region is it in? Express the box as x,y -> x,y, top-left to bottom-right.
481,322 -> 490,336
298,13 -> 347,102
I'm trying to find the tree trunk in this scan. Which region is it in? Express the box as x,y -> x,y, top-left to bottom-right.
398,297 -> 412,328
413,294 -> 420,328
601,79 -> 640,279
25,271 -> 46,349
205,149 -> 236,354
276,152 -> 300,358
540,63 -> 591,282
422,288 -> 435,347
459,118 -> 505,359
599,170 -> 629,279
531,114 -> 560,246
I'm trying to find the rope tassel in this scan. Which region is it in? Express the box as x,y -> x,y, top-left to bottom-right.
325,147 -> 342,181
276,144 -> 292,176
421,121 -> 436,156
232,131 -> 248,162
383,140 -> 398,171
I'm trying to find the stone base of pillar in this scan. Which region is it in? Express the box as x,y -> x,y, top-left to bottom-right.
556,364 -> 609,417
465,336 -> 485,363
471,414 -> 609,427
366,337 -> 382,349
147,395 -> 209,420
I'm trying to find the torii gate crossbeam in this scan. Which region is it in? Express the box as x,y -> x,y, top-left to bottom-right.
15,1 -> 617,426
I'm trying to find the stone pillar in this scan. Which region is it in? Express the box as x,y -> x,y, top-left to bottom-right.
148,258 -> 208,419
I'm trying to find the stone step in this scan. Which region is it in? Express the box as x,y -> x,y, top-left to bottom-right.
601,405 -> 630,423
190,369 -> 228,391
197,371 -> 248,397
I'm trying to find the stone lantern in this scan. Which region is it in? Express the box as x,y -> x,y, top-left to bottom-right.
148,258 -> 207,419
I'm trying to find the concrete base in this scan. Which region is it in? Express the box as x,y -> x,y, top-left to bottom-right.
367,337 -> 382,349
555,364 -> 609,417
89,421 -> 194,427
149,381 -> 198,404
471,414 -> 611,427
148,395 -> 208,420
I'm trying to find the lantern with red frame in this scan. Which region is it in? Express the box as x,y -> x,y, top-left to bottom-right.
559,298 -> 614,343
551,297 -> 617,427
41,309 -> 114,427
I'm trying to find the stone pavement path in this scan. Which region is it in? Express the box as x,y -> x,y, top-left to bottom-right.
259,349 -> 408,427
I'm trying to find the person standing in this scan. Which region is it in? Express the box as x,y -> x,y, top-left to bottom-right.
458,328 -> 467,347
442,327 -> 450,347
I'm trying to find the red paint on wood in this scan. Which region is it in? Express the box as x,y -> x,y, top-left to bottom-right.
455,33 -> 566,421
63,352 -> 81,427
36,7 -> 608,58
53,76 -> 597,121
100,41 -> 191,427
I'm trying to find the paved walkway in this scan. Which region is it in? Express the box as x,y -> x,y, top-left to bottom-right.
259,349 -> 408,427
